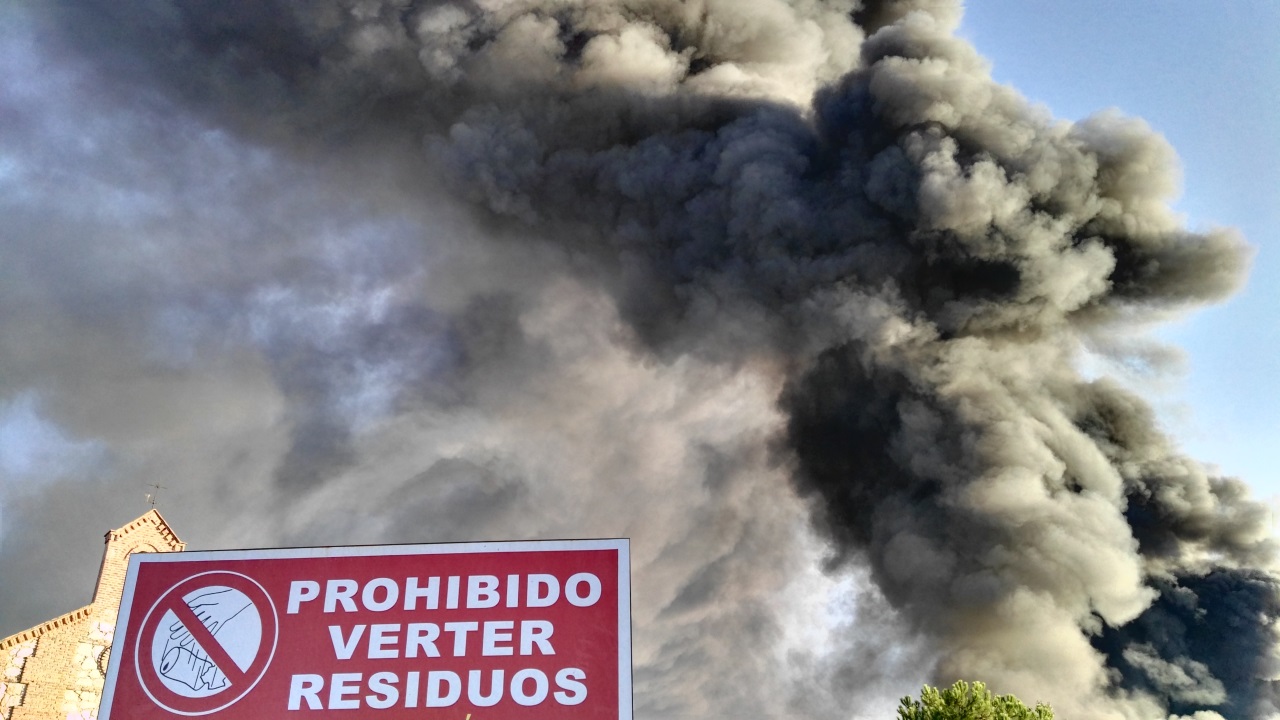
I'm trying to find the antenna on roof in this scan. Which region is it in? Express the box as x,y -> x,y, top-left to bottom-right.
145,483 -> 167,508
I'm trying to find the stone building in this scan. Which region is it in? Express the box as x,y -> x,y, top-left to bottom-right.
0,510 -> 184,720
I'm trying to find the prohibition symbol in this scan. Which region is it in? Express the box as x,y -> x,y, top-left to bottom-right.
134,571 -> 278,716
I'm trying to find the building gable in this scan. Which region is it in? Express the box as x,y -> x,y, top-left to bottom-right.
0,510 -> 184,720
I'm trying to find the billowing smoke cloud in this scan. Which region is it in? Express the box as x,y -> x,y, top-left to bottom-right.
3,1 -> 1277,718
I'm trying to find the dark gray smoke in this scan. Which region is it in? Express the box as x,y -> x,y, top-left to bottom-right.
6,0 -> 1278,718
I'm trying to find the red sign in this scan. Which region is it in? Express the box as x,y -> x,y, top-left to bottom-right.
101,540 -> 631,720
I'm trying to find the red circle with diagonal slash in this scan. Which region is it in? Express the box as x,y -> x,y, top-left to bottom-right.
134,571 -> 278,716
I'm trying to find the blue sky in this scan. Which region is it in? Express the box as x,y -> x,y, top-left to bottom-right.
960,1 -> 1280,504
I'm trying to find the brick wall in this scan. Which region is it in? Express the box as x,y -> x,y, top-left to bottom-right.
0,510 -> 184,720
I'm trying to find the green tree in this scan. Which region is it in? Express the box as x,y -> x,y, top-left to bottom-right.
897,681 -> 1054,720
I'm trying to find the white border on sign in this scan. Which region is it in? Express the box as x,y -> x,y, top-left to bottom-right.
100,538 -> 632,720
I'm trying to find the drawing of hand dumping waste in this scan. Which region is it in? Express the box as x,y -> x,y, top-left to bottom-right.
155,586 -> 263,697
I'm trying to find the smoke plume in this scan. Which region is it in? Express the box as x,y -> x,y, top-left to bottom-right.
3,1 -> 1277,718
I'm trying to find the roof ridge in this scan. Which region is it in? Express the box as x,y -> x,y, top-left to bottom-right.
0,604 -> 93,651
106,508 -> 185,551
